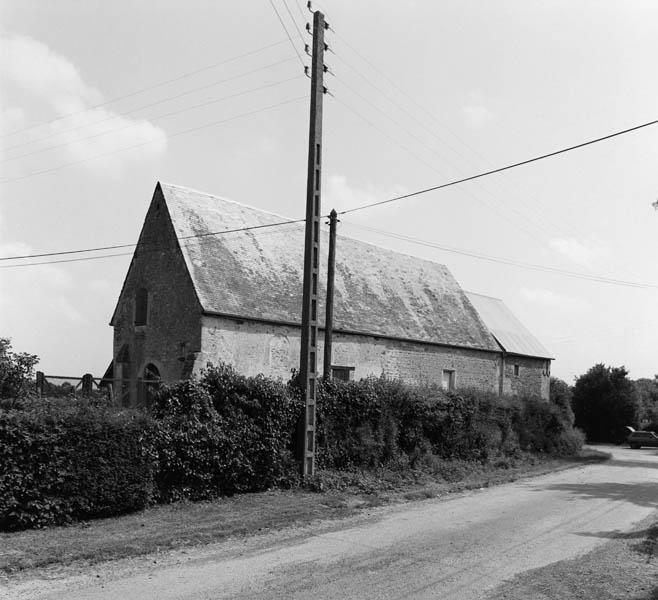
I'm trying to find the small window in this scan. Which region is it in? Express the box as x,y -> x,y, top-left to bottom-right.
331,366 -> 354,382
513,364 -> 520,377
134,288 -> 148,326
442,369 -> 456,392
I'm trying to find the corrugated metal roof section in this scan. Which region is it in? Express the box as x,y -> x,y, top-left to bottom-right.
158,182 -> 500,352
465,292 -> 553,359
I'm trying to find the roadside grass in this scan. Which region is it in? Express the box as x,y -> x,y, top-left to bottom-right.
0,449 -> 608,576
487,514 -> 658,600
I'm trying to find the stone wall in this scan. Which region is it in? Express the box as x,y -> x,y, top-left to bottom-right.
112,188 -> 202,404
502,354 -> 550,400
198,315 -> 501,393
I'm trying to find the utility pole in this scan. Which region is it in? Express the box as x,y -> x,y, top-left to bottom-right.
323,209 -> 338,381
299,9 -> 327,479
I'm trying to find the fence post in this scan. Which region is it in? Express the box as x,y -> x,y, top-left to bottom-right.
36,371 -> 45,398
82,373 -> 93,396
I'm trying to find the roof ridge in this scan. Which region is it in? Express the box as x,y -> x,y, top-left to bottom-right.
465,290 -> 503,302
158,181 -> 298,223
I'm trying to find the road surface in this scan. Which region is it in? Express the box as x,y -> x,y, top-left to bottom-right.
13,446 -> 658,599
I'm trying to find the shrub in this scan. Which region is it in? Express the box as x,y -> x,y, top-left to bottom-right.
0,398 -> 157,531
0,338 -> 38,400
151,363 -> 302,501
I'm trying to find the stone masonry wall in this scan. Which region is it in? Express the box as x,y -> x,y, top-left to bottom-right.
198,315 -> 501,392
503,355 -> 550,400
112,188 -> 202,404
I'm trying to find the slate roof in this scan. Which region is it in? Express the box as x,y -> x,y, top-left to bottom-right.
147,182 -> 501,351
465,292 -> 553,359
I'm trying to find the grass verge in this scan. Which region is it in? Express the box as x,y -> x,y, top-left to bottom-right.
0,449 -> 608,576
486,513 -> 658,600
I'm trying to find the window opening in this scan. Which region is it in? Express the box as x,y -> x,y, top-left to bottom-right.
331,366 -> 355,382
134,288 -> 148,326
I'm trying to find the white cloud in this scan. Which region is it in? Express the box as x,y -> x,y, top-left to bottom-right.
323,174 -> 409,216
549,237 -> 610,268
520,287 -> 590,311
461,91 -> 493,127
461,104 -> 493,127
0,34 -> 166,174
0,107 -> 26,135
88,278 -> 113,293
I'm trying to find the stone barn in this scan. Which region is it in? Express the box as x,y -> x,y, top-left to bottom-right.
109,182 -> 552,405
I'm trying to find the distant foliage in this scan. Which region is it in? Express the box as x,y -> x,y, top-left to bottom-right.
0,398 -> 157,531
572,364 -> 641,443
0,338 -> 38,401
634,376 -> 658,430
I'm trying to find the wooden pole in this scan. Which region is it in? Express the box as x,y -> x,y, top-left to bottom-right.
323,209 -> 338,380
298,10 -> 326,478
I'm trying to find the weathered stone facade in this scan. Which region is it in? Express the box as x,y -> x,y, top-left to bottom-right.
110,182 -> 552,403
111,191 -> 202,405
199,314 -> 502,391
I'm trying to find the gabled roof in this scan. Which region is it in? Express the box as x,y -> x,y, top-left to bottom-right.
465,292 -> 553,359
157,182 -> 499,352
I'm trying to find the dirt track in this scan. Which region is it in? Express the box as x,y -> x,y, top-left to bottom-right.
6,445 -> 658,600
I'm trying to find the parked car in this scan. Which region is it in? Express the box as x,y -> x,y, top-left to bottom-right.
627,429 -> 658,449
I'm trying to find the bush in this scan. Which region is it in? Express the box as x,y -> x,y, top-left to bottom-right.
315,377 -> 583,470
0,364 -> 584,531
0,338 -> 38,400
151,363 -> 302,501
0,398 -> 157,531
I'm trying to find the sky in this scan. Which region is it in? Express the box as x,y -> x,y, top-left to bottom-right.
0,0 -> 657,384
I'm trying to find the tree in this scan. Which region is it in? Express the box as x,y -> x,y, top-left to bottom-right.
550,376 -> 575,425
0,338 -> 39,399
572,364 -> 640,443
634,376 -> 658,429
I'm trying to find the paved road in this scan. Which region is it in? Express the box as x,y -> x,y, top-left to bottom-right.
25,446 -> 658,599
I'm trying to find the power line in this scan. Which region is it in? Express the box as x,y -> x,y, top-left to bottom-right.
339,117 -> 658,215
0,39 -> 289,140
330,34 -> 593,241
270,0 -> 305,69
330,46 -> 569,240
331,93 -> 556,246
1,76 -> 302,165
341,221 -> 658,290
2,57 -> 298,155
0,252 -> 134,269
282,0 -> 306,41
0,96 -> 307,184
0,218 -> 308,267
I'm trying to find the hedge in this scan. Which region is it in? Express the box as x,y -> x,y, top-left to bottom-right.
0,398 -> 156,531
151,365 -> 301,501
0,365 -> 584,530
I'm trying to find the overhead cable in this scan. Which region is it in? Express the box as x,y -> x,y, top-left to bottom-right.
0,39 -> 289,140
342,221 -> 658,290
338,117 -> 658,215
0,96 -> 307,184
2,57 -> 298,155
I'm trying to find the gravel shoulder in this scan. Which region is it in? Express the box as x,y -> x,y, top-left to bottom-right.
486,512 -> 658,600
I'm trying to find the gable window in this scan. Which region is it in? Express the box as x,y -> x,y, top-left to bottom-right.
331,366 -> 354,382
513,364 -> 520,377
442,369 -> 456,392
134,288 -> 148,326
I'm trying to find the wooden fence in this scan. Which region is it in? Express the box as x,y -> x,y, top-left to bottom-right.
35,372 -> 161,406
